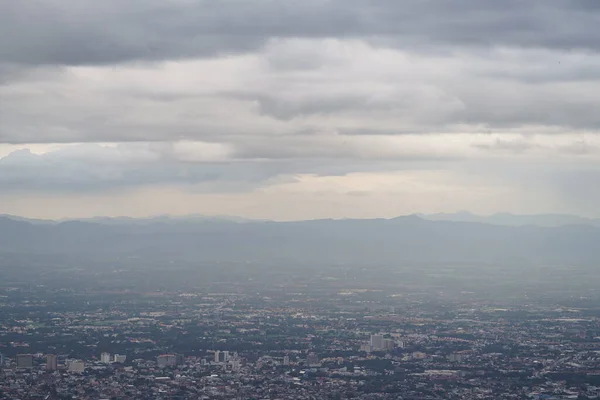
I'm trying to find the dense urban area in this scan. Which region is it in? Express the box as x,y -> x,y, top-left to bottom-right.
4,0 -> 600,397
1,251 -> 600,400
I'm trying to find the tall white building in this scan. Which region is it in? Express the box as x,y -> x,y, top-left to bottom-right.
214,350 -> 229,363
113,354 -> 126,363
100,352 -> 111,364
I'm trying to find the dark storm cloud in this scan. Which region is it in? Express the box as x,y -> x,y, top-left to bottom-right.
1,0 -> 600,66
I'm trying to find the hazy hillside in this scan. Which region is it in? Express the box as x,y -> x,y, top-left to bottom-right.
1,215 -> 599,266
420,212 -> 600,227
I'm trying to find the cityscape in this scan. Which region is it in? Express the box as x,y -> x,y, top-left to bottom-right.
1,249 -> 600,399
3,0 -> 600,399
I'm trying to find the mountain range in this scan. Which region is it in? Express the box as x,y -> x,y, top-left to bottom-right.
419,211 -> 600,228
0,213 -> 599,266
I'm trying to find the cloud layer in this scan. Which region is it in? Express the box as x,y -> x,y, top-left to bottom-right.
3,1 -> 600,65
1,1 -> 600,218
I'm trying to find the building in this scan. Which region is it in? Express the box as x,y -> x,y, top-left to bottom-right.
157,354 -> 178,367
230,359 -> 242,371
0,353 -> 4,367
383,338 -> 396,351
67,360 -> 85,373
17,354 -> 33,369
100,352 -> 111,364
214,350 -> 228,363
175,354 -> 185,365
283,355 -> 290,365
307,352 -> 320,367
46,354 -> 58,371
113,354 -> 126,363
370,335 -> 384,351
448,353 -> 463,362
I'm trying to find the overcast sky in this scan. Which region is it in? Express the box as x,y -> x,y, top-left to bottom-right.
1,0 -> 600,220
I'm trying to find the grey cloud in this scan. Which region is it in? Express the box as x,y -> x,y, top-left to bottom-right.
472,138 -> 540,153
455,95 -> 600,130
0,142 -> 454,194
254,95 -> 371,121
472,137 -> 600,157
232,136 -> 455,161
0,146 -> 275,193
2,1 -> 600,150
2,1 -> 600,67
5,41 -> 600,147
3,0 -> 600,218
556,139 -> 600,155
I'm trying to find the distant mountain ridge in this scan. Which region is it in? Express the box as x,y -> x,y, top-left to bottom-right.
418,211 -> 600,227
0,213 -> 599,266
0,214 -> 258,225
2,212 -> 599,227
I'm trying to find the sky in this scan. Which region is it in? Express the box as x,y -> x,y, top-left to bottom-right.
1,0 -> 600,220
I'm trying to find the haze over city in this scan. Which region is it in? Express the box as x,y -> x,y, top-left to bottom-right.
4,2 -> 600,400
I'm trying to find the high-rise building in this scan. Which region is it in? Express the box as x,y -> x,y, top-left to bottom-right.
157,354 -> 177,367
175,354 -> 185,365
113,354 -> 126,363
67,360 -> 85,373
46,354 -> 58,371
283,355 -> 290,366
0,353 -> 4,367
383,338 -> 395,351
17,354 -> 33,369
100,352 -> 111,364
214,350 -> 229,363
370,335 -> 384,351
